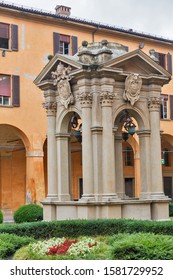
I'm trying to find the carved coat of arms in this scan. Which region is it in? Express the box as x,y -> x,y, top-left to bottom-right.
51,62 -> 74,109
123,74 -> 142,106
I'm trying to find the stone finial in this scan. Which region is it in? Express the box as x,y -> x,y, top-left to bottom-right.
123,73 -> 142,106
149,49 -> 159,62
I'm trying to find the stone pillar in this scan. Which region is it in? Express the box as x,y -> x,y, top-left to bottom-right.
91,126 -> 103,201
56,133 -> 71,201
137,130 -> 151,199
148,96 -> 165,198
79,92 -> 94,201
26,151 -> 45,204
100,91 -> 117,201
114,134 -> 124,199
43,90 -> 58,200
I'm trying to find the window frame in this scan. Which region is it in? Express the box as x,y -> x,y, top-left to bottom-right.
160,95 -> 168,120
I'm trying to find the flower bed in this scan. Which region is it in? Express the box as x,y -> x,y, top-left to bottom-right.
28,237 -> 99,259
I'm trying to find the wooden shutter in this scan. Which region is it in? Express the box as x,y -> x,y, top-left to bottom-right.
167,53 -> 172,74
170,95 -> 173,120
11,24 -> 18,51
12,75 -> 20,107
0,23 -> 9,38
72,36 -> 78,55
53,32 -> 60,55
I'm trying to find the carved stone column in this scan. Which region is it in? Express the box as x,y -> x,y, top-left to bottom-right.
56,133 -> 71,201
114,133 -> 124,199
43,90 -> 58,200
148,96 -> 165,198
137,130 -> 151,199
91,126 -> 103,201
100,91 -> 118,201
79,92 -> 94,201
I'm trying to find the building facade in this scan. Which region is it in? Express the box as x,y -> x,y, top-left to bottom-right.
0,1 -> 173,219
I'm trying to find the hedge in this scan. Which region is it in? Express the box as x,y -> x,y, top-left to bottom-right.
14,204 -> 43,223
0,210 -> 3,224
0,233 -> 35,259
0,219 -> 173,239
169,203 -> 173,217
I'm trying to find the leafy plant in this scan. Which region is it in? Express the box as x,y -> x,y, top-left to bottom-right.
0,210 -> 3,224
13,204 -> 43,223
0,233 -> 34,259
169,202 -> 173,217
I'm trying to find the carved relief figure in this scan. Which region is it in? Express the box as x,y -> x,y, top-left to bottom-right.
51,62 -> 74,108
123,73 -> 142,106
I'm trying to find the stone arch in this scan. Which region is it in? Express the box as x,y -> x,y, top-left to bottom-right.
113,104 -> 149,131
0,124 -> 31,218
57,106 -> 82,133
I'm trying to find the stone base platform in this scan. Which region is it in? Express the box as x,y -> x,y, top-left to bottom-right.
42,199 -> 170,221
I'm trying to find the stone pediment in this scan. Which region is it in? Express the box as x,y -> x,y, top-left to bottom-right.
34,53 -> 82,87
102,49 -> 171,79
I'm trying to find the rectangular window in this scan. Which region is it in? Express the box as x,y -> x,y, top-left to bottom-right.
0,74 -> 20,107
53,32 -> 78,55
0,23 -> 9,49
155,52 -> 172,74
0,74 -> 11,106
0,22 -> 18,51
160,94 -> 168,119
124,147 -> 134,166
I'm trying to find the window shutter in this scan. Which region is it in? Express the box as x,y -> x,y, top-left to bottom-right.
11,24 -> 18,51
170,95 -> 173,120
72,36 -> 78,55
0,23 -> 9,38
12,75 -> 20,107
167,53 -> 172,74
53,32 -> 60,55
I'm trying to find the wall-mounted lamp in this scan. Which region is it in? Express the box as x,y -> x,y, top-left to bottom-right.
2,50 -> 6,57
121,110 -> 136,141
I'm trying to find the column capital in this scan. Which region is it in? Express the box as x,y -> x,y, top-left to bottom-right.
100,91 -> 114,106
148,96 -> 160,112
78,91 -> 93,107
137,129 -> 151,137
43,101 -> 57,116
55,133 -> 71,140
91,126 -> 103,134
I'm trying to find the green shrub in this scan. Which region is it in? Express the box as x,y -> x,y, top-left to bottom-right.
13,204 -> 43,223
169,202 -> 173,216
0,210 -> 3,223
110,233 -> 173,260
0,219 -> 173,239
0,233 -> 34,259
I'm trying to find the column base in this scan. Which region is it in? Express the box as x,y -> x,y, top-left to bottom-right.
101,193 -> 119,202
80,194 -> 96,202
140,192 -> 169,200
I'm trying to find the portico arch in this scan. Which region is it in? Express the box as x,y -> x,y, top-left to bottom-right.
0,124 -> 30,216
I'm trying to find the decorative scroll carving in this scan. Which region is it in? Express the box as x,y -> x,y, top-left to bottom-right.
123,74 -> 142,106
43,101 -> 57,114
148,97 -> 161,111
51,62 -> 74,109
78,92 -> 93,106
100,91 -> 114,106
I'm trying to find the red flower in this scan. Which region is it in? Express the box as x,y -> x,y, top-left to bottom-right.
47,238 -> 78,255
